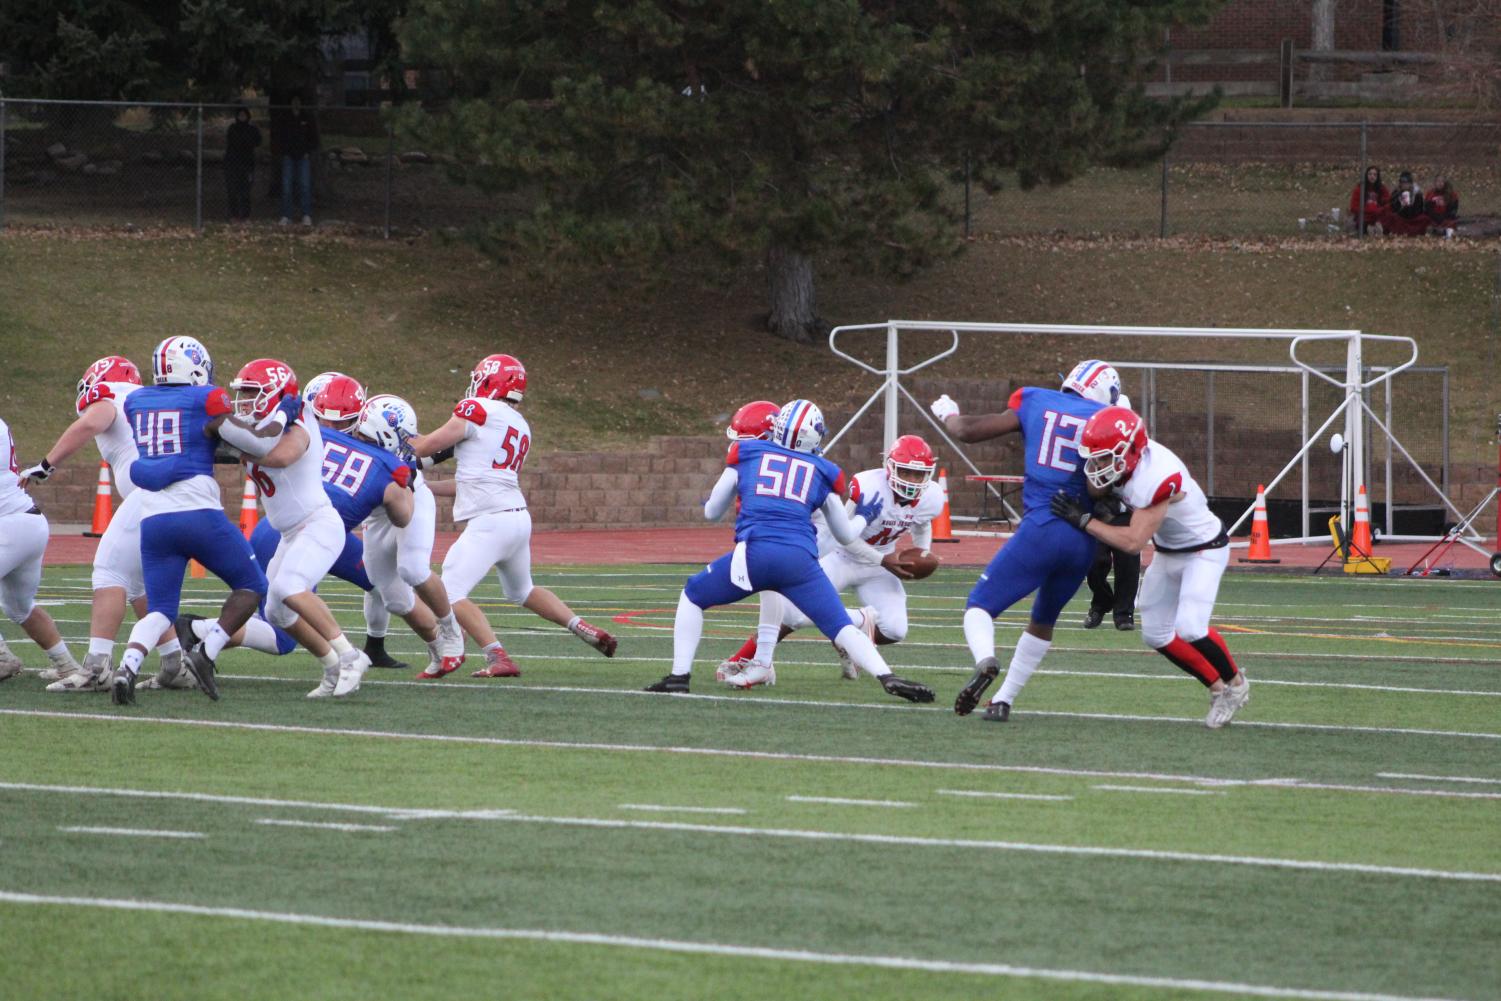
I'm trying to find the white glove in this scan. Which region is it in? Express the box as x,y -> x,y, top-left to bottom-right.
1117,393 -> 1132,411
930,394 -> 960,421
19,459 -> 54,483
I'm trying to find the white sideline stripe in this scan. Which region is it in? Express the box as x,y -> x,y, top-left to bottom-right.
786,795 -> 916,808
1094,785 -> 1225,797
8,781 -> 1497,882
1377,772 -> 1501,785
59,826 -> 204,839
6,713 -> 1501,805
0,892 -> 1459,1001
618,804 -> 748,816
937,789 -> 1074,803
255,819 -> 396,833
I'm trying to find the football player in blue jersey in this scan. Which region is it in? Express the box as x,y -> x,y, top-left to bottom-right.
113,336 -> 269,705
931,360 -> 1122,722
644,399 -> 935,703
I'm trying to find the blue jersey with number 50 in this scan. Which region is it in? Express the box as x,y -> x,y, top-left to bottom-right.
1011,386 -> 1105,522
727,439 -> 846,556
318,428 -> 406,529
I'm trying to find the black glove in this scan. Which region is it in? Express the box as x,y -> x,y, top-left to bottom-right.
1093,496 -> 1131,526
1050,489 -> 1092,531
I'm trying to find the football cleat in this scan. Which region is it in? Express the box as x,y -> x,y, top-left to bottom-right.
569,619 -> 617,658
470,647 -> 520,678
727,662 -> 775,689
175,613 -> 206,646
363,635 -> 408,670
46,652 -> 112,692
1114,612 -> 1135,632
183,643 -> 221,701
881,674 -> 935,703
714,657 -> 749,683
982,700 -> 1012,723
0,650 -> 22,683
953,657 -> 999,716
332,648 -> 372,697
307,663 -> 339,699
38,660 -> 81,682
139,648 -> 196,691
436,617 -> 465,659
416,657 -> 462,680
111,671 -> 137,706
1205,673 -> 1250,729
1082,607 -> 1105,629
644,673 -> 690,694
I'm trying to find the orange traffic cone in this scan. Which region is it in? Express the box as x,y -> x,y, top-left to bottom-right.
1238,484 -> 1280,563
1350,484 -> 1374,557
190,558 -> 206,578
931,467 -> 958,543
84,461 -> 113,537
238,474 -> 259,538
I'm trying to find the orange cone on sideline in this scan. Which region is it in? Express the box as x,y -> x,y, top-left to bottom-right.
190,559 -> 206,578
239,475 -> 259,538
1238,484 -> 1280,564
85,461 -> 114,537
1350,484 -> 1374,557
931,467 -> 957,543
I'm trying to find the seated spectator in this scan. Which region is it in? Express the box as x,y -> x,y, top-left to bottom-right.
1381,171 -> 1429,237
1348,166 -> 1388,234
1426,176 -> 1459,231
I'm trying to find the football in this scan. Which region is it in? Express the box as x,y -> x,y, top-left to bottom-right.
896,546 -> 941,580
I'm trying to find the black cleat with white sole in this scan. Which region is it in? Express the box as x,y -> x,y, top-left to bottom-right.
111,671 -> 136,706
644,673 -> 690,694
364,635 -> 409,670
953,657 -> 998,716
184,643 -> 221,701
982,700 -> 1011,722
881,675 -> 935,703
175,613 -> 205,646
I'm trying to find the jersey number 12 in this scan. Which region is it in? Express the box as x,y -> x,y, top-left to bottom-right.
1037,410 -> 1087,472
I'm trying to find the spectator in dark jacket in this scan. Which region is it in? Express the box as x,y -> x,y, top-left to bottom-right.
272,96 -> 319,225
223,107 -> 261,221
1382,171 -> 1429,236
1426,176 -> 1459,232
1348,166 -> 1388,235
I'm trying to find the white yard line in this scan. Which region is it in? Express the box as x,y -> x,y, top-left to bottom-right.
1094,785 -> 1225,797
618,804 -> 747,815
1377,772 -> 1501,785
254,819 -> 396,833
936,789 -> 1074,803
0,890 -> 1463,1001
786,795 -> 916,808
58,825 -> 204,839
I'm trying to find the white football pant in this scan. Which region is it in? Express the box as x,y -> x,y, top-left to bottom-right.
441,509 -> 534,605
91,487 -> 146,599
1137,546 -> 1229,649
264,506 -> 345,628
0,509 -> 49,623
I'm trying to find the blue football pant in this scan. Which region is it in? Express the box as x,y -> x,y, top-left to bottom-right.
966,515 -> 1096,626
685,540 -> 851,641
140,509 -> 267,621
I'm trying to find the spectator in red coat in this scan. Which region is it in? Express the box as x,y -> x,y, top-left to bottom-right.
1348,166 -> 1388,234
1426,176 -> 1459,232
1382,171 -> 1430,237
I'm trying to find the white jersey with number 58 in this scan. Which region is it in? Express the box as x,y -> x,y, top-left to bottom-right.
452,397 -> 530,521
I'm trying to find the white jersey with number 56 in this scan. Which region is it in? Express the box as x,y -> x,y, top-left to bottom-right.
451,397 -> 530,521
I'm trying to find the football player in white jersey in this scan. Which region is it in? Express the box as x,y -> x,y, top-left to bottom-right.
718,435 -> 945,690
0,415 -> 84,683
1050,405 -> 1250,729
220,358 -> 371,696
19,356 -> 184,691
407,353 -> 617,677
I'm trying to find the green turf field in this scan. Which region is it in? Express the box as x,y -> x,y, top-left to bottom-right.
2,564 -> 1499,1001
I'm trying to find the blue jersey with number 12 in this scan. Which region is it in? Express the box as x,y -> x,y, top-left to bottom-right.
1011,386 -> 1105,522
727,439 -> 846,556
318,428 -> 407,530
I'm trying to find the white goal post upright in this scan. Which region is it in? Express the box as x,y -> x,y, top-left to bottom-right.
825,320 -> 1481,551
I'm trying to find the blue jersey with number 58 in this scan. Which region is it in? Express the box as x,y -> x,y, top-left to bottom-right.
1011,386 -> 1105,522
727,439 -> 846,556
318,427 -> 407,529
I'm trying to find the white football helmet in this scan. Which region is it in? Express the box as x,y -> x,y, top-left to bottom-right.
151,336 -> 214,386
357,393 -> 418,453
771,399 -> 826,454
1062,360 -> 1121,406
302,371 -> 347,407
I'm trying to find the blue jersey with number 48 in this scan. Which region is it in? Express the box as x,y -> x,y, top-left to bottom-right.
727,439 -> 846,556
1010,386 -> 1105,522
319,427 -> 409,530
123,384 -> 231,492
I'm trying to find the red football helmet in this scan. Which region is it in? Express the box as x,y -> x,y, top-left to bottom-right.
76,356 -> 142,413
726,400 -> 779,441
230,358 -> 299,420
468,353 -> 526,403
1078,406 -> 1147,489
885,434 -> 936,501
312,375 -> 367,430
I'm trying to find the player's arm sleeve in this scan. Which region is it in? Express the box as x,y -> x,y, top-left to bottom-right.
215,409 -> 287,459
382,481 -> 414,528
822,492 -> 866,545
703,468 -> 738,521
910,521 -> 933,552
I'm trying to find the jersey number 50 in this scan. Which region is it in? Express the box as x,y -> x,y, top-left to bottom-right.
754,454 -> 815,503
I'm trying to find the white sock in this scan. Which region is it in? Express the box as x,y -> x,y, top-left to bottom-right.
156,637 -> 181,657
203,623 -> 233,660
995,632 -> 1051,706
191,619 -> 211,641
963,607 -> 996,664
318,649 -> 340,669
119,646 -> 146,679
482,641 -> 502,655
45,642 -> 76,667
833,624 -> 890,678
88,637 -> 115,659
240,617 -> 281,654
671,591 -> 703,676
362,591 -> 389,638
330,634 -> 354,657
754,593 -> 785,666
437,612 -> 458,633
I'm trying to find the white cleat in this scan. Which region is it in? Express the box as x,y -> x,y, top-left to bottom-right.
38,660 -> 82,682
727,661 -> 776,689
306,663 -> 340,699
1,649 -> 26,682
715,657 -> 750,683
437,618 -> 465,659
139,650 -> 195,690
332,649 -> 372,697
1205,673 -> 1251,729
46,652 -> 112,692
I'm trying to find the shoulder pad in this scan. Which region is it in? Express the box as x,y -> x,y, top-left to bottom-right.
205,387 -> 232,417
1007,387 -> 1025,412
454,399 -> 486,425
